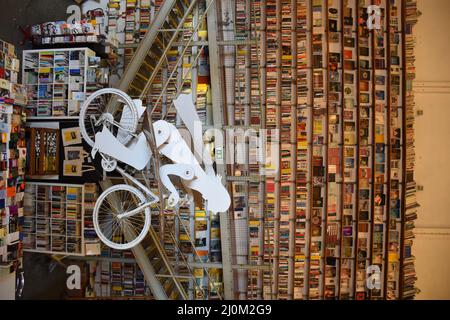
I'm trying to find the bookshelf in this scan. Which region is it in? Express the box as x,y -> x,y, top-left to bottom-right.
401,0 -> 419,300
23,183 -> 85,256
225,0 -> 418,300
22,48 -> 99,119
89,250 -> 151,297
0,39 -> 27,274
339,0 -> 358,300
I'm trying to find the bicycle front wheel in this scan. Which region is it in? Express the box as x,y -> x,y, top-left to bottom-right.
79,88 -> 139,148
93,184 -> 151,250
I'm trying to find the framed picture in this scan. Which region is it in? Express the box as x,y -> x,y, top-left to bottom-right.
61,127 -> 82,146
64,146 -> 86,161
63,160 -> 94,177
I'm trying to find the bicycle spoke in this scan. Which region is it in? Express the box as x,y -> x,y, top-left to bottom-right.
95,187 -> 151,248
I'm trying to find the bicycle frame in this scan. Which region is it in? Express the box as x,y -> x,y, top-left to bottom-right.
92,126 -> 152,171
115,166 -> 159,220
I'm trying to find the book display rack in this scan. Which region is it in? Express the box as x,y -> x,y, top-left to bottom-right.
86,249 -> 151,298
22,48 -> 99,119
1,0 -> 420,301
225,0 -> 418,300
23,183 -> 85,256
84,183 -> 101,255
0,39 -> 27,273
112,0 -> 157,69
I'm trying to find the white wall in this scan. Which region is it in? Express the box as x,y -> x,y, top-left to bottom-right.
414,0 -> 450,300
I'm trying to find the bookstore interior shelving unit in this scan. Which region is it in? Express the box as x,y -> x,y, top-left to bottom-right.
22,48 -> 99,119
8,0 -> 419,300
0,39 -> 27,279
23,183 -> 86,256
20,0 -> 223,300
220,0 -> 419,300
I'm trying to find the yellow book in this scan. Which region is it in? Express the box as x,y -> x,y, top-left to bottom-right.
39,68 -> 51,74
179,234 -> 189,241
195,210 -> 206,218
388,252 -> 399,262
375,134 -> 384,143
249,220 -> 260,227
313,120 -> 323,134
237,49 -> 247,56
298,141 -> 308,149
194,269 -> 204,278
197,83 -> 208,92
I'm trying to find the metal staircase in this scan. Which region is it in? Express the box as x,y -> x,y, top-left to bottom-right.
102,172 -> 227,299
117,0 -> 200,100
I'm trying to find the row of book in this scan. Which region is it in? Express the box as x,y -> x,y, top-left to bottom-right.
87,248 -> 150,297
402,0 -> 419,300
227,0 -> 418,300
84,183 -> 100,255
0,40 -> 20,84
122,0 -> 155,67
23,49 -> 102,117
22,184 -> 84,255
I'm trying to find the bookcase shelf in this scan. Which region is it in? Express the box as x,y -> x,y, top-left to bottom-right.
23,183 -> 86,256
0,39 -> 27,273
22,48 -> 98,118
225,0 -> 418,300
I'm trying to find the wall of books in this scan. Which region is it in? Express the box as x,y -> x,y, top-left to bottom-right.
224,0 -> 418,300
22,48 -> 103,119
0,39 -> 27,276
23,183 -> 85,255
106,0 -> 155,70
85,249 -> 150,298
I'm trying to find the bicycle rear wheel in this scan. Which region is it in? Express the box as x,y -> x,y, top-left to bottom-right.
79,88 -> 139,148
93,184 -> 151,250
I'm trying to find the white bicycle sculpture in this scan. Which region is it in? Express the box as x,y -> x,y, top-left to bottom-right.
79,88 -> 231,250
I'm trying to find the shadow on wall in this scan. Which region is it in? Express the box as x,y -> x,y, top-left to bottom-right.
0,0 -> 73,49
19,253 -> 67,300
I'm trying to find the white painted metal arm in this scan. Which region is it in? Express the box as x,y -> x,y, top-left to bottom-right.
159,164 -> 195,207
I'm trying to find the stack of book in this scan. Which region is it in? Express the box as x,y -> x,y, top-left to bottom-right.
386,0 -> 403,301
402,0 -> 419,300
84,183 -> 99,252
140,0 -> 151,39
